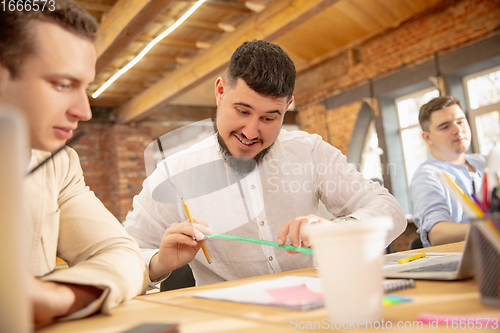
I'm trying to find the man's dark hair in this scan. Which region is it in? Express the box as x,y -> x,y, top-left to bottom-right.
226,40 -> 296,100
419,95 -> 461,131
0,0 -> 98,78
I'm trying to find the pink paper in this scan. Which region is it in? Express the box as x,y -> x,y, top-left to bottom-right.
265,284 -> 323,304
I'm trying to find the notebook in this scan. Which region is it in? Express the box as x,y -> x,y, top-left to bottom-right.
193,276 -> 416,311
0,107 -> 31,332
383,231 -> 474,280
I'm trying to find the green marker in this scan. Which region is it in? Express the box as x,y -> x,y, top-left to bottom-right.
204,233 -> 313,254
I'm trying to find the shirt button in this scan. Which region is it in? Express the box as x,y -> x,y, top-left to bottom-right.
259,221 -> 265,226
251,185 -> 255,189
268,256 -> 273,261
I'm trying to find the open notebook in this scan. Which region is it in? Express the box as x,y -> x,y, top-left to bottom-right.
192,276 -> 415,311
0,108 -> 31,332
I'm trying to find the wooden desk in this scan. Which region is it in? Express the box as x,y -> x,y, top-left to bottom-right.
38,242 -> 500,332
35,300 -> 293,333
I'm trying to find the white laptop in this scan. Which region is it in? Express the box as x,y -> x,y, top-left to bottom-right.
0,107 -> 32,332
383,232 -> 475,280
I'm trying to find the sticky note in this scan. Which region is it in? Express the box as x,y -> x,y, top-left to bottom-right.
265,284 -> 323,304
383,295 -> 413,306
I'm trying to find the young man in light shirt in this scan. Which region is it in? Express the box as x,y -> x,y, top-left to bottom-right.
411,96 -> 486,247
0,1 -> 147,324
124,40 -> 407,286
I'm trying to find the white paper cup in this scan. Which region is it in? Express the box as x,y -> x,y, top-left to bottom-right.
308,217 -> 392,322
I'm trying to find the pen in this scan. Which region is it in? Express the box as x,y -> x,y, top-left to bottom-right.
398,252 -> 426,264
482,172 -> 489,209
471,193 -> 488,213
182,198 -> 211,264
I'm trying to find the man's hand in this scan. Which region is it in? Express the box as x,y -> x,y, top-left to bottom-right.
277,214 -> 330,254
149,216 -> 212,281
28,276 -> 103,325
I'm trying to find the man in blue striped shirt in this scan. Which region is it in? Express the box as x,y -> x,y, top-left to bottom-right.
411,96 -> 485,247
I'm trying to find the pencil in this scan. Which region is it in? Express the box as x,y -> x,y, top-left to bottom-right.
182,198 -> 211,264
398,252 -> 426,264
442,172 -> 485,217
441,171 -> 500,241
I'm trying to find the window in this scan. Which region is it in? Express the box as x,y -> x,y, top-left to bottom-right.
395,88 -> 440,185
359,120 -> 383,181
464,65 -> 500,155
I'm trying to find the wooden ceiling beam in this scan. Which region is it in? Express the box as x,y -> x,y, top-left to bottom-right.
144,54 -> 179,64
144,105 -> 217,122
93,80 -> 146,90
117,0 -> 339,123
104,67 -> 165,77
94,92 -> 133,99
157,15 -> 225,33
136,36 -> 199,50
120,51 -> 179,64
183,19 -> 225,32
94,0 -> 172,75
89,98 -> 121,107
204,0 -> 253,13
295,0 -> 456,75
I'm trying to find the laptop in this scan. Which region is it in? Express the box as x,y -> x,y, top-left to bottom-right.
0,107 -> 32,332
383,231 -> 475,280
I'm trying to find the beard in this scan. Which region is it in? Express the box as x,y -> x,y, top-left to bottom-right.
213,117 -> 274,174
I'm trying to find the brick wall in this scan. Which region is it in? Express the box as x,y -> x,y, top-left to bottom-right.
297,103 -> 329,141
73,122 -> 152,222
326,101 -> 362,155
296,0 -> 500,151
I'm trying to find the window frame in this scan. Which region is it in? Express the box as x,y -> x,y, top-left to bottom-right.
394,87 -> 439,187
462,64 -> 500,154
359,119 -> 383,181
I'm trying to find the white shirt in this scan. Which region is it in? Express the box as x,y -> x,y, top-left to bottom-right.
124,130 -> 406,285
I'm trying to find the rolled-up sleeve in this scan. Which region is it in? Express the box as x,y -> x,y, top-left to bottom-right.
410,167 -> 454,247
40,149 -> 148,318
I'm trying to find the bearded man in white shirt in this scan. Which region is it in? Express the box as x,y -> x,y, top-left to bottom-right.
124,40 -> 406,286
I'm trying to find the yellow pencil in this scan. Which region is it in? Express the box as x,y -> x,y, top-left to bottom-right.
398,252 -> 426,264
440,172 -> 500,241
182,199 -> 211,264
442,172 -> 484,217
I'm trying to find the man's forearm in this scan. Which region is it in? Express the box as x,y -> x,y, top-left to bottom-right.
31,279 -> 103,324
427,222 -> 470,246
62,283 -> 103,316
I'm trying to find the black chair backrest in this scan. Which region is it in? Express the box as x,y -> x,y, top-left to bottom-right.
160,264 -> 195,292
408,237 -> 423,250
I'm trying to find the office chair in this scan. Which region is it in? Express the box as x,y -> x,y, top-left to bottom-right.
160,264 -> 195,292
408,237 -> 423,250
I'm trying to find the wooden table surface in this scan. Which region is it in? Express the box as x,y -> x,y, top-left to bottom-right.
37,242 -> 500,332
